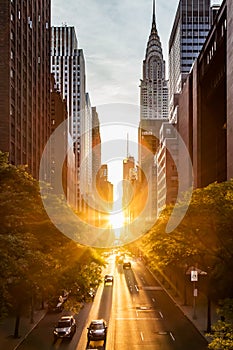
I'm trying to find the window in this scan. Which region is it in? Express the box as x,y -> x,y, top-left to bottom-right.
10,69 -> 14,79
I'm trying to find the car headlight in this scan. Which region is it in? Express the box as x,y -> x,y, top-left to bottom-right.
53,330 -> 58,335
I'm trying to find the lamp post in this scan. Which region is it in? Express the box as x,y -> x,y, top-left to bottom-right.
191,269 -> 198,320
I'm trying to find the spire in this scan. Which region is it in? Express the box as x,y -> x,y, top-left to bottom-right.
144,0 -> 162,60
152,0 -> 155,24
150,0 -> 157,34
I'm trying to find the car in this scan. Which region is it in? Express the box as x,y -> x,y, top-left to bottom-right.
123,261 -> 131,269
61,289 -> 70,301
85,287 -> 96,302
104,274 -> 114,284
53,315 -> 76,340
48,295 -> 64,313
116,255 -> 124,264
87,319 -> 107,343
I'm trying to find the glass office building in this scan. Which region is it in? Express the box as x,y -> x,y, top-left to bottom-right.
169,0 -> 211,123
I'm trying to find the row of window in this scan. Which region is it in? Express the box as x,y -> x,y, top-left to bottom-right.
182,24 -> 210,30
182,16 -> 209,23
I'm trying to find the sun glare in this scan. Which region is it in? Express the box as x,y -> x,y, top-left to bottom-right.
108,211 -> 125,229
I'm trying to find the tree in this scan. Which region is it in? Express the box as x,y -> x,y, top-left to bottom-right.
0,152 -> 104,336
136,181 -> 233,302
207,298 -> 233,350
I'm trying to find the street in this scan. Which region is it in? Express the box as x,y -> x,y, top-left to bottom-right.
17,255 -> 209,350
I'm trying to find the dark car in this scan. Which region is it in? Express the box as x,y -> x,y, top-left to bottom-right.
123,261 -> 131,269
53,315 -> 76,340
87,319 -> 107,343
104,274 -> 114,284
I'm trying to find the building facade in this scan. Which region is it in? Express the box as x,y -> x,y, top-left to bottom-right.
92,106 -> 101,192
156,123 -> 178,214
96,164 -> 113,212
177,0 -> 233,187
0,0 -> 51,179
50,75 -> 77,208
138,0 -> 168,220
122,156 -> 138,222
80,92 -> 93,210
51,25 -> 87,209
169,0 -> 211,123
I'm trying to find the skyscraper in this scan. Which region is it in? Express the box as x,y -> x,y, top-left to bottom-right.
80,92 -> 93,201
0,0 -> 51,179
51,25 -> 86,209
139,0 -> 169,163
92,107 -> 101,191
140,0 -> 168,122
138,0 -> 168,220
50,75 -> 77,208
169,0 -> 211,123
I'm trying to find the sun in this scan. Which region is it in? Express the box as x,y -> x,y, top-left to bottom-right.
108,211 -> 125,229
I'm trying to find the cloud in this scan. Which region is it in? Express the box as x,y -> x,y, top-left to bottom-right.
52,0 -> 180,106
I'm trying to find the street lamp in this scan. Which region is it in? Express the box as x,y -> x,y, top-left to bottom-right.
191,268 -> 198,320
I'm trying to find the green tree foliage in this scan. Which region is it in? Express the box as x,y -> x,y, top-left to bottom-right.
208,298 -> 233,350
138,181 -> 233,301
0,152 -> 104,326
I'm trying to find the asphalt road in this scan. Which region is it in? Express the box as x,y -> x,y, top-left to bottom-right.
17,255 -> 209,350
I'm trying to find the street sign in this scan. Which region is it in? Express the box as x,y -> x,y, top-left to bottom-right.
191,270 -> 198,281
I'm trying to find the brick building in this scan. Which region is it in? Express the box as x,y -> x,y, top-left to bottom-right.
0,0 -> 51,179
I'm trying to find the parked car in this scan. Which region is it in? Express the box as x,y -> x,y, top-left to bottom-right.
104,275 -> 114,284
48,295 -> 64,313
53,315 -> 76,340
123,261 -> 131,269
87,319 -> 107,343
61,289 -> 70,301
85,287 -> 96,302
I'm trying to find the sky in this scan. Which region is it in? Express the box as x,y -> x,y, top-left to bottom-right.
52,0 -> 178,106
51,0 -> 222,189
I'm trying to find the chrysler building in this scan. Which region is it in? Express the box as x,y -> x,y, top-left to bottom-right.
140,0 -> 168,121
138,0 -> 169,221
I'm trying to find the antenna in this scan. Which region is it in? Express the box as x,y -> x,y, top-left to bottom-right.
152,0 -> 156,23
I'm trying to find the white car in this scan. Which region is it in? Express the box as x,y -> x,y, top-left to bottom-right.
53,315 -> 76,340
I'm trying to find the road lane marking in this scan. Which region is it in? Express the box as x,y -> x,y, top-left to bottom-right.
142,286 -> 163,290
159,311 -> 164,319
152,298 -> 156,302
137,306 -> 152,310
115,317 -> 162,320
169,332 -> 176,341
54,338 -> 62,349
140,332 -> 144,341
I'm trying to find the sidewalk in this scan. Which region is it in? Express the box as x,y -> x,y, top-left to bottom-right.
0,308 -> 47,350
147,266 -> 218,342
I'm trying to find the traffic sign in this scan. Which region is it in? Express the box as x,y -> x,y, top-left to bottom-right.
191,270 -> 198,281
